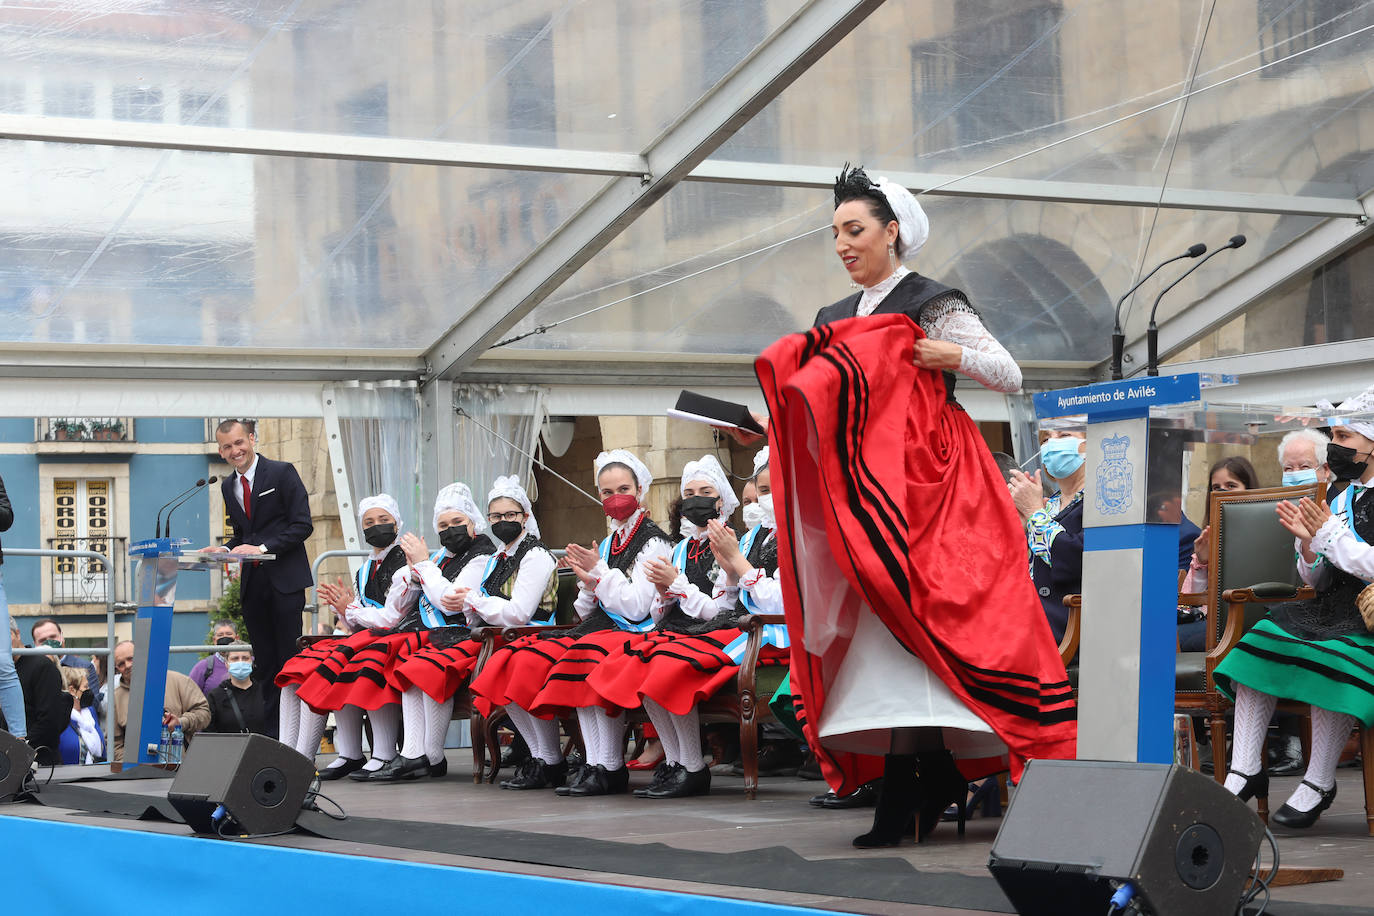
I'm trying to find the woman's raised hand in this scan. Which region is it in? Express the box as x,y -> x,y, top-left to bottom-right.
1276,500 -> 1315,541
1006,469 -> 1046,521
564,542 -> 600,572
1296,497 -> 1333,534
399,532 -> 429,566
643,557 -> 680,594
707,520 -> 746,579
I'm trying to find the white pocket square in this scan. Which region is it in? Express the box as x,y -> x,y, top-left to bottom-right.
257,488 -> 277,497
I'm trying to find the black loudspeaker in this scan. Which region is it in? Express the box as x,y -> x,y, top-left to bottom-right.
988,760 -> 1264,916
0,729 -> 36,800
167,733 -> 315,836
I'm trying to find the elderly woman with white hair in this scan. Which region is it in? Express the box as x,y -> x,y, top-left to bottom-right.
375,478 -> 556,781
1215,387 -> 1374,828
1278,427 -> 1331,487
472,449 -> 672,796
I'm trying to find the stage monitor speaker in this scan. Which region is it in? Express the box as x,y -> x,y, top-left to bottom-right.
988,760 -> 1264,916
168,733 -> 315,836
0,729 -> 36,800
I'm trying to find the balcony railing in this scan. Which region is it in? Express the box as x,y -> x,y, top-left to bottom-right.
41,417 -> 133,442
48,536 -> 128,605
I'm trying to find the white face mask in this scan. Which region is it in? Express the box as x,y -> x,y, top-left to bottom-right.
757,493 -> 776,529
741,502 -> 766,530
679,517 -> 700,540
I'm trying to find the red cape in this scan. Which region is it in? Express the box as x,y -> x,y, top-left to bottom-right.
756,315 -> 1075,793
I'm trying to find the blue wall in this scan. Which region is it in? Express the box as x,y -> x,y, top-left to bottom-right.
0,419 -> 34,443
130,454 -> 213,601
133,418 -> 205,444
0,454 -> 42,600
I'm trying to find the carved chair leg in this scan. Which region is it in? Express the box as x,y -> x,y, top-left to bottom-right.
470,707 -> 486,785
485,712 -> 506,784
1361,725 -> 1374,838
1209,709 -> 1228,784
740,720 -> 759,801
1256,731 -> 1270,824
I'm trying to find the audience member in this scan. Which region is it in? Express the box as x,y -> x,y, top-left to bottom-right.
189,620 -> 240,694
1009,430 -> 1086,643
58,665 -> 103,764
30,619 -> 102,698
1179,457 -> 1260,650
206,647 -> 269,735
1279,428 -> 1331,486
0,469 -> 25,744
111,639 -> 210,764
2,618 -> 71,763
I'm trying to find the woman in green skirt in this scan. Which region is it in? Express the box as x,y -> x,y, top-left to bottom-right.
1215,390 -> 1374,829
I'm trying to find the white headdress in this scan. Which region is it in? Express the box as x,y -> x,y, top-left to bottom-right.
594,449 -> 652,492
680,454 -> 740,521
432,482 -> 485,535
1317,384 -> 1374,441
358,493 -> 402,530
487,475 -> 540,538
872,176 -> 929,259
751,446 -> 770,479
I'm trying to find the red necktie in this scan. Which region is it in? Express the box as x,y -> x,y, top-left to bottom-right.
241,474 -> 252,521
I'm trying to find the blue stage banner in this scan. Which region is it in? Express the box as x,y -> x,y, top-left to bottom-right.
1033,374 -> 1201,420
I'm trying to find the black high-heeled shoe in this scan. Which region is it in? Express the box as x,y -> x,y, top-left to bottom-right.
853,754 -> 920,848
916,750 -> 968,841
1271,780 -> 1337,829
1226,768 -> 1269,803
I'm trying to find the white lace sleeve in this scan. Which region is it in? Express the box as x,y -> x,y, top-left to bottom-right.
919,295 -> 1022,393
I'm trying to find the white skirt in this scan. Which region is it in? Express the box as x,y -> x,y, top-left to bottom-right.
816,605 -> 1007,759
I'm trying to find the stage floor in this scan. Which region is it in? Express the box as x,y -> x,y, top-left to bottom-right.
5,754 -> 1373,915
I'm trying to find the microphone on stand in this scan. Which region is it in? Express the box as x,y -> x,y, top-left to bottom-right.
1110,243 -> 1206,379
155,479 -> 207,537
1146,235 -> 1247,377
163,476 -> 218,538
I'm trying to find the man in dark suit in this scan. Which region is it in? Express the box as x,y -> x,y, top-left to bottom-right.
206,420 -> 313,735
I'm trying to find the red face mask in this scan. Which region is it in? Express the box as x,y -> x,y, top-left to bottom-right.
602,493 -> 639,521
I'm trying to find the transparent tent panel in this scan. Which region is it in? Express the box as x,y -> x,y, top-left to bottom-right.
0,139 -> 604,349
0,0 -> 803,152
497,178 -> 1322,363
711,0 -> 1374,200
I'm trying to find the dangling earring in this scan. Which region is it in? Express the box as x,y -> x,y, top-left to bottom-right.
888,243 -> 897,270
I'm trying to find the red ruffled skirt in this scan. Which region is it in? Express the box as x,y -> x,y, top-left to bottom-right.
589,630 -> 788,715
468,633 -> 581,718
527,630 -> 642,718
390,635 -> 485,703
275,636 -> 346,689
295,629 -> 429,713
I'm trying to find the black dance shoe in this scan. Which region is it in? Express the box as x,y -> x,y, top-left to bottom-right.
559,764 -> 630,797
916,750 -> 968,841
427,757 -> 448,778
317,756 -> 366,781
1271,781 -> 1337,829
501,758 -> 567,790
353,755 -> 429,782
555,762 -> 593,795
1226,768 -> 1269,804
823,781 -> 879,809
853,754 -> 920,848
642,765 -> 710,799
633,761 -> 679,798
348,757 -> 400,781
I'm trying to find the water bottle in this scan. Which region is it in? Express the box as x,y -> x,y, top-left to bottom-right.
157,726 -> 170,764
170,726 -> 184,765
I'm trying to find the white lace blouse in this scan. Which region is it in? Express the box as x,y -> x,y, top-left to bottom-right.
856,266 -> 1022,394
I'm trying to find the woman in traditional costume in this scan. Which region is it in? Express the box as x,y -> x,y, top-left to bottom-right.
470,449 -> 671,796
1216,387 -> 1374,828
755,165 -> 1076,847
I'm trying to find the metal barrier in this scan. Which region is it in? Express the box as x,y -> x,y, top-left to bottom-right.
309,549 -> 373,635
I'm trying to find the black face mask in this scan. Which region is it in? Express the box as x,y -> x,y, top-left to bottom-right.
1326,443 -> 1370,482
363,523 -> 396,549
439,526 -> 473,556
680,495 -> 719,527
491,520 -> 524,545
79,690 -> 95,709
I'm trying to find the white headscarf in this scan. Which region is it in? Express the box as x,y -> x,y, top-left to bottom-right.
594,449 -> 653,492
680,454 -> 740,521
1318,384 -> 1374,441
751,446 -> 770,479
432,482 -> 485,535
872,176 -> 929,260
358,493 -> 402,530
487,475 -> 540,539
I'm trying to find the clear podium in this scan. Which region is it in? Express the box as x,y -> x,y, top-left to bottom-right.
124,538 -> 273,766
1032,372 -> 1371,764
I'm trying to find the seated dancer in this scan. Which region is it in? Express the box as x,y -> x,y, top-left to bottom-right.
470,449 -> 671,796
1215,388 -> 1374,828
277,494 -> 419,780
383,477 -> 556,780
590,450 -> 788,798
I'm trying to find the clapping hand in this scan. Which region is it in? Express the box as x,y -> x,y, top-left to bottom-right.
1297,497 -> 1333,534
1192,526 -> 1211,567
707,520 -> 746,579
399,532 -> 429,566
316,576 -> 355,615
1276,500 -> 1316,542
643,557 -> 680,595
1006,469 -> 1046,521
564,542 -> 601,588
440,586 -> 470,613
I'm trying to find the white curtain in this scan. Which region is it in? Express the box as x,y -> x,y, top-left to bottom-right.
453,384 -> 546,504
334,381 -> 422,535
